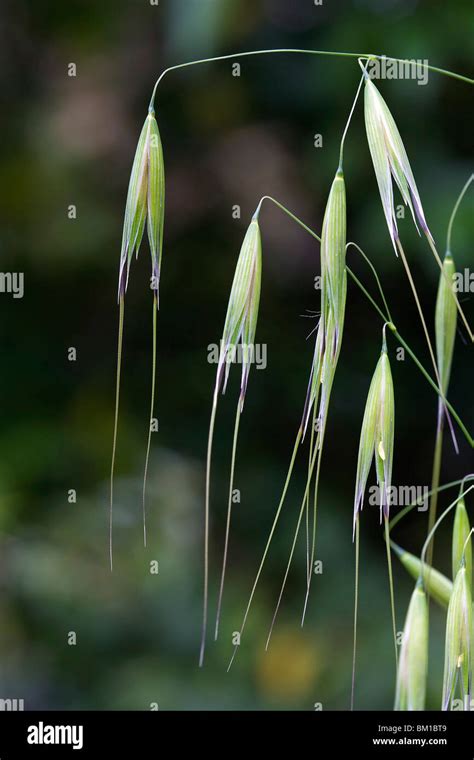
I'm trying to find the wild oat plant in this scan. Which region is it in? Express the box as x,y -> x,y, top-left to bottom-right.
110,48 -> 473,709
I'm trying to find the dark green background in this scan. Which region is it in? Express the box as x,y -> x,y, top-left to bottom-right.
1,0 -> 473,709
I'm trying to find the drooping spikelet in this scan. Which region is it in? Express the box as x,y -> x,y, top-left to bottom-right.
302,167 -> 347,437
216,214 -> 262,408
118,108 -> 165,303
353,334 -> 395,532
201,212 -> 262,667
395,581 -> 429,711
453,498 -> 472,588
442,563 -> 472,710
364,75 -> 431,251
435,253 -> 457,398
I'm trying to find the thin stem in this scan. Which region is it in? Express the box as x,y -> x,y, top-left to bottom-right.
381,56 -> 474,85
346,267 -> 390,323
462,528 -> 474,563
351,517 -> 360,711
426,407 -> 445,568
200,387 -> 219,667
339,74 -> 365,168
149,49 -> 473,108
389,328 -> 472,447
346,242 -> 393,323
227,428 -> 302,671
420,486 -> 474,574
257,196 -> 322,243
214,397 -> 242,640
142,294 -> 158,548
396,239 -> 439,386
388,478 -> 468,534
385,516 -> 398,671
149,49 -> 377,107
109,295 -> 125,572
447,174 -> 474,254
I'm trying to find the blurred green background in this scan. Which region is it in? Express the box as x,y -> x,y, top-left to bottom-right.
0,0 -> 473,710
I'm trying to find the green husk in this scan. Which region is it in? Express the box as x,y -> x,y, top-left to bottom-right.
453,499 -> 472,586
353,337 -> 395,529
363,76 -> 430,251
442,564 -> 472,710
395,582 -> 429,710
435,253 -> 457,397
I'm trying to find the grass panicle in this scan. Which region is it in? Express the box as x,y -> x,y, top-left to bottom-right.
395,581 -> 429,711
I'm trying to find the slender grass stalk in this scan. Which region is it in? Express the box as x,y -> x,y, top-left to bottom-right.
446,174 -> 474,254
389,478 -> 473,534
427,419 -> 445,568
385,516 -> 398,669
351,517 -> 360,710
142,294 -> 158,548
149,50 -> 473,109
420,486 -> 474,579
346,242 -> 393,323
215,395 -> 242,640
109,294 -> 125,572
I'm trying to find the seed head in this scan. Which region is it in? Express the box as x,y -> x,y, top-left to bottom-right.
364,76 -> 431,251
118,109 -> 165,303
395,582 -> 429,711
453,498 -> 472,588
435,253 -> 457,396
302,168 -> 347,436
442,564 -> 472,710
353,336 -> 395,532
321,168 -> 347,346
217,214 -> 262,409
